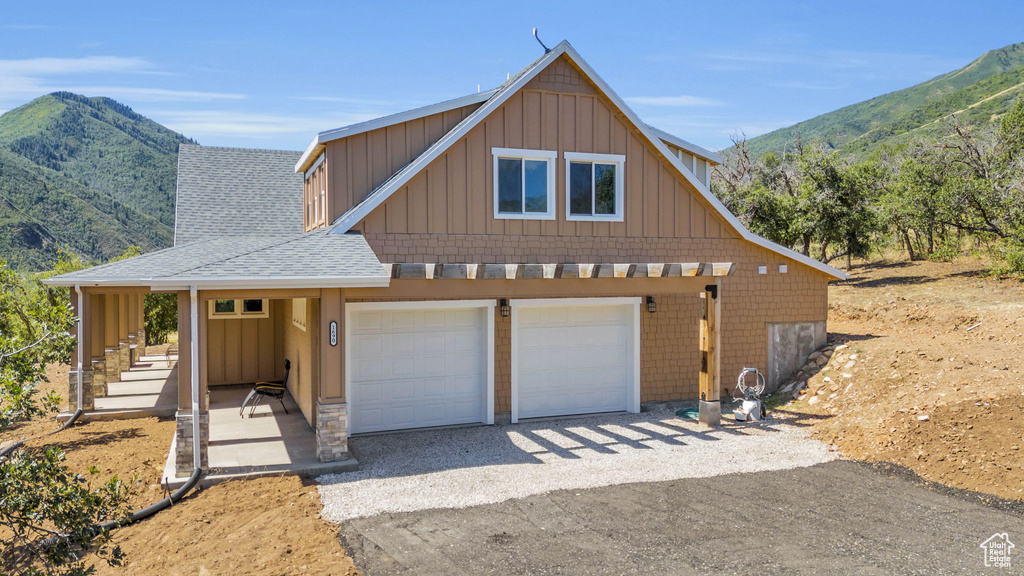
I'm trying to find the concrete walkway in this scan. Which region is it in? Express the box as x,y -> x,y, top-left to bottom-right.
339,460 -> 1024,576
89,354 -> 177,418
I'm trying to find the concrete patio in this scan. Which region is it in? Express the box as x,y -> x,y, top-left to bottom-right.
164,385 -> 358,487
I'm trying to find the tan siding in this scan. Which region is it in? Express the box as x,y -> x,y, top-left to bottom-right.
281,299 -> 317,426
206,303 -> 279,386
323,103 -> 483,225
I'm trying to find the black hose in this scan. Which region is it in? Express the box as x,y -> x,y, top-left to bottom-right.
0,408 -> 83,460
40,466 -> 203,549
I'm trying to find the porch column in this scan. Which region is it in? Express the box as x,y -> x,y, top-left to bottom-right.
315,288 -> 348,462
127,294 -> 140,365
102,294 -> 120,389
174,289 -> 208,476
89,293 -> 107,400
117,293 -> 131,371
698,282 -> 722,427
136,293 -> 147,353
68,287 -> 94,412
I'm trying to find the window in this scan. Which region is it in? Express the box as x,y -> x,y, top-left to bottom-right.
564,152 -> 625,221
492,148 -> 556,219
304,153 -> 326,231
292,298 -> 307,331
208,299 -> 269,319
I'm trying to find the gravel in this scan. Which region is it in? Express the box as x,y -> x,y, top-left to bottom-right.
317,408 -> 837,522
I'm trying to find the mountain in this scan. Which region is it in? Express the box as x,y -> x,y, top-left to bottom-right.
0,92 -> 191,270
744,42 -> 1024,158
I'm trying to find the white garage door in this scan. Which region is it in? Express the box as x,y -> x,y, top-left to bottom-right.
347,302 -> 493,434
513,298 -> 640,421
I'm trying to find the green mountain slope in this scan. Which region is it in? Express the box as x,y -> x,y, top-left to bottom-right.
745,42 -> 1024,157
0,92 -> 191,227
0,92 -> 189,270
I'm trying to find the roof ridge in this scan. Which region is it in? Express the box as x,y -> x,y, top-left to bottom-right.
179,143 -> 302,155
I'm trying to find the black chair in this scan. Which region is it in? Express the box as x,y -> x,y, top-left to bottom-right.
239,359 -> 291,417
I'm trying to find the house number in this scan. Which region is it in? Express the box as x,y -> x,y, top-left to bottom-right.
330,321 -> 338,346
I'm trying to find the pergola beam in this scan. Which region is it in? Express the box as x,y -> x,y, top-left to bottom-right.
384,262 -> 737,279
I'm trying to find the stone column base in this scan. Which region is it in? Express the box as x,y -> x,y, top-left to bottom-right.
90,359 -> 108,398
138,329 -> 147,352
698,399 -> 721,427
174,411 -> 209,476
67,370 -> 95,412
104,348 -> 121,382
316,402 -> 349,462
118,341 -> 131,370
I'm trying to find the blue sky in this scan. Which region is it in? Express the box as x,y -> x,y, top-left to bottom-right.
1,1 -> 1021,152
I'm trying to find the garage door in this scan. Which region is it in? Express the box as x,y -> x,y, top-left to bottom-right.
347,302 -> 494,434
513,298 -> 640,421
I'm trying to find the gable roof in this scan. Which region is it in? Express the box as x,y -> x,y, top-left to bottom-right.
322,41 -> 847,280
43,230 -> 389,290
175,144 -> 304,245
294,87 -> 720,174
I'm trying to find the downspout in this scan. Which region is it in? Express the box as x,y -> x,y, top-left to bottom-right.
190,285 -> 200,470
75,284 -> 83,415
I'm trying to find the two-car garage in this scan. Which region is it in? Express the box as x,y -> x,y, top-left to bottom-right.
345,298 -> 641,434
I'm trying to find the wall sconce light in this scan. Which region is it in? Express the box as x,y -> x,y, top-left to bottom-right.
500,298 -> 510,317
646,295 -> 657,314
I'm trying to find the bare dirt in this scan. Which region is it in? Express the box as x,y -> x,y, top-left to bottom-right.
3,364 -> 357,576
780,257 -> 1024,501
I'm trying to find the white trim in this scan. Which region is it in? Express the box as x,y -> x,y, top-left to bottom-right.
647,125 -> 723,165
295,90 -> 497,172
324,41 -> 846,280
343,299 -> 496,432
509,297 -> 642,423
304,152 -> 325,178
563,152 -> 626,222
491,147 -> 558,221
44,275 -> 391,289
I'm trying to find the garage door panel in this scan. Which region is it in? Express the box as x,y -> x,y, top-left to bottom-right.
349,305 -> 489,434
516,301 -> 635,420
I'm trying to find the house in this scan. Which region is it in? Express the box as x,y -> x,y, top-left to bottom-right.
45,41 -> 846,477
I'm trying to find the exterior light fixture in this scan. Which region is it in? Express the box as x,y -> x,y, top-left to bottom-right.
646,295 -> 656,314
500,298 -> 510,317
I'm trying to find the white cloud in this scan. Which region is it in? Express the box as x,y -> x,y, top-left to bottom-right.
625,95 -> 722,107
0,56 -> 150,75
150,110 -> 381,140
66,87 -> 245,101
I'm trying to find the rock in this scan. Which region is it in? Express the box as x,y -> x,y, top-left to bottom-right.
780,381 -> 796,394
808,351 -> 822,361
816,356 -> 828,367
850,354 -> 859,360
823,376 -> 833,383
843,360 -> 856,369
896,390 -> 907,399
808,396 -> 821,406
841,373 -> 853,378
918,414 -> 930,421
828,393 -> 838,400
836,344 -> 848,351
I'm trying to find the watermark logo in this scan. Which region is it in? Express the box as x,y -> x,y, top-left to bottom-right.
980,533 -> 1014,569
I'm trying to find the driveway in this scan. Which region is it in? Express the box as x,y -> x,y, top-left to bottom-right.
318,408 -> 834,521
337,460 -> 1024,575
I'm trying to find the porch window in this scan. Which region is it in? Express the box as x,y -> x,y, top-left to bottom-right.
492,147 -> 557,220
565,152 -> 625,222
209,298 -> 269,319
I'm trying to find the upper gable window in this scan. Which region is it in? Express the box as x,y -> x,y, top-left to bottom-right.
565,152 -> 625,222
492,148 -> 557,220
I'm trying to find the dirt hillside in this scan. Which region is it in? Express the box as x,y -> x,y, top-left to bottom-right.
780,258 -> 1024,500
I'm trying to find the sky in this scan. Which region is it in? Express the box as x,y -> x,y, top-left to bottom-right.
1,1 -> 1022,153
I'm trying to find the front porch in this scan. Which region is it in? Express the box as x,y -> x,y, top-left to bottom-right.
162,385 -> 357,488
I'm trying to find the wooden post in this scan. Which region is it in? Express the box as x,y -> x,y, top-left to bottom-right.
698,283 -> 721,426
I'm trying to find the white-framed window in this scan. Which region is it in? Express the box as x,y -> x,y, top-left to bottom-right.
564,152 -> 625,222
208,298 -> 269,319
492,147 -> 557,220
292,298 -> 307,331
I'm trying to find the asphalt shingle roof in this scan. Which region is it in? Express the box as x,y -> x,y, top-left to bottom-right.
46,231 -> 388,287
174,144 -> 304,245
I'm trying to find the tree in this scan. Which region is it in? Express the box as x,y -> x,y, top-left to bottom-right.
0,260 -> 131,575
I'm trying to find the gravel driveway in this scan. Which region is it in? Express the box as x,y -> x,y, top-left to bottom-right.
318,409 -> 836,522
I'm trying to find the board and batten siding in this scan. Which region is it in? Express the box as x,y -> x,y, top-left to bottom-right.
344,57 -> 735,241
205,302 -> 282,386
321,103 -> 483,229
